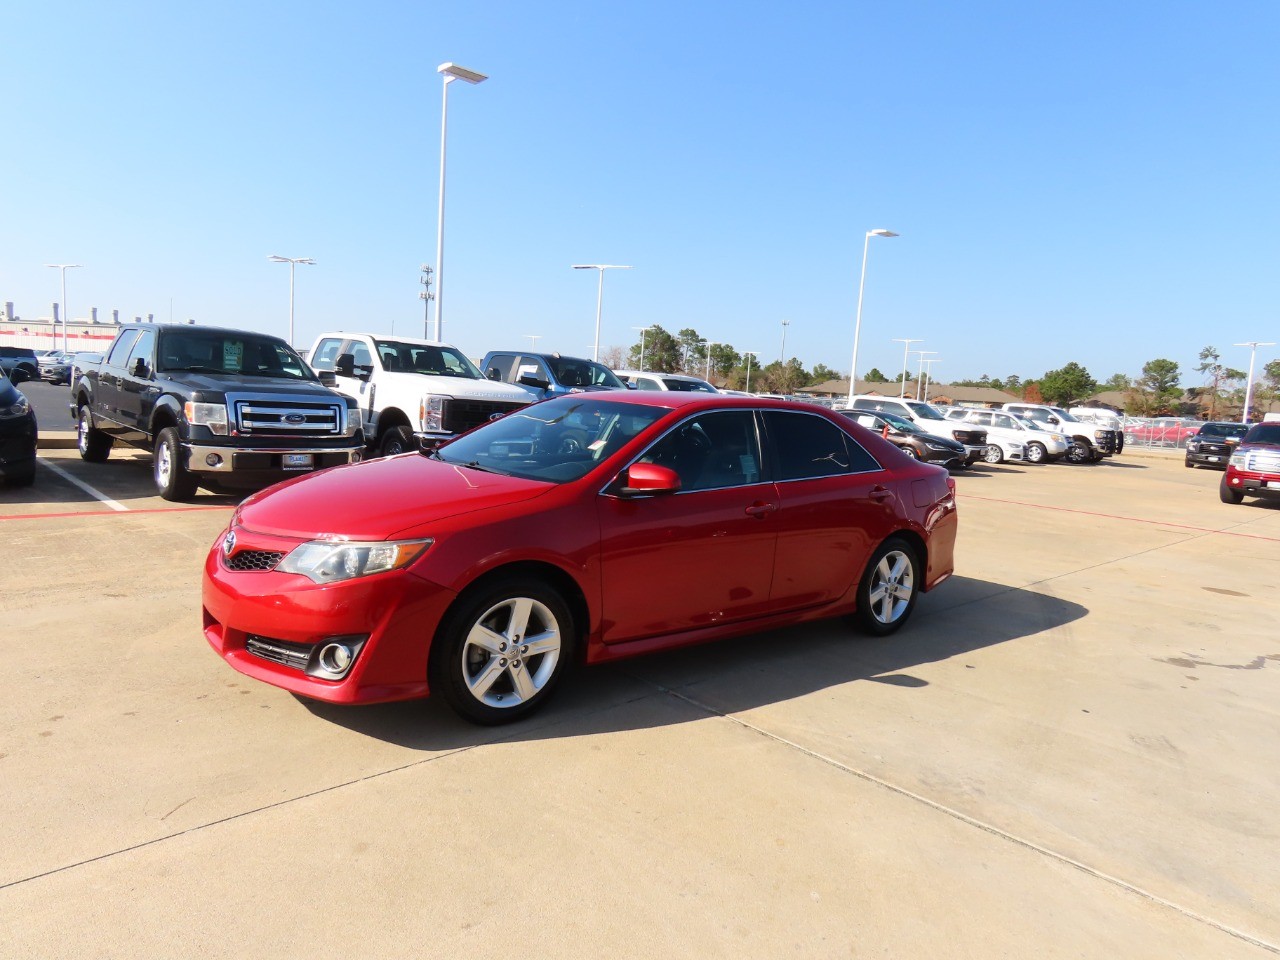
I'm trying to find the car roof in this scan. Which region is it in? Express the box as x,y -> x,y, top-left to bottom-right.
615,369 -> 712,382
562,391 -> 829,414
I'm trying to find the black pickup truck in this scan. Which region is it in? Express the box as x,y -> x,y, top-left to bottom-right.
70,323 -> 365,500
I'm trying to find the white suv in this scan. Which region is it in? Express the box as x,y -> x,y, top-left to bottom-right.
614,370 -> 719,392
943,407 -> 1068,464
844,395 -> 989,462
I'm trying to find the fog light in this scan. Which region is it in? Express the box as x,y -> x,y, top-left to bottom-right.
318,642 -> 352,673
206,453 -> 223,467
351,451 -> 362,463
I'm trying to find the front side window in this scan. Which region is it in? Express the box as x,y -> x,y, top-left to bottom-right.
106,331 -> 141,367
311,338 -> 344,371
125,330 -> 156,371
636,411 -> 761,492
905,401 -> 946,421
662,377 -> 717,393
548,357 -> 624,389
765,411 -> 879,481
485,354 -> 516,381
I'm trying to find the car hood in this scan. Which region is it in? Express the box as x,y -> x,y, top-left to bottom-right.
157,371 -> 338,400
235,453 -> 554,541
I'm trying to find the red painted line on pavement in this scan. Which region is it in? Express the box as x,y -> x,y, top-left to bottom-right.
0,505 -> 233,522
961,494 -> 1280,542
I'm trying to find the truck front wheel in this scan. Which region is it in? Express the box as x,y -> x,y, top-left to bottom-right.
1066,439 -> 1093,464
379,426 -> 415,457
77,405 -> 113,463
154,427 -> 199,501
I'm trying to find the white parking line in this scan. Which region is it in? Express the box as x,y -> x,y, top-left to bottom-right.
36,458 -> 129,512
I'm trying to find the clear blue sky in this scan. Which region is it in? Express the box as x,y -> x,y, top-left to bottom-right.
2,1 -> 1277,386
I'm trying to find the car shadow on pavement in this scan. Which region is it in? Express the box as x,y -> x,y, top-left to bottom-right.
300,575 -> 1087,749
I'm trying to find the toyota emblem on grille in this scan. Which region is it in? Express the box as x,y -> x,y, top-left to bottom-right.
223,530 -> 237,557
284,413 -> 306,424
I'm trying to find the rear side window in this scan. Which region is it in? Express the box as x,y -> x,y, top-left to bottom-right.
106,331 -> 141,367
632,376 -> 662,391
764,411 -> 879,480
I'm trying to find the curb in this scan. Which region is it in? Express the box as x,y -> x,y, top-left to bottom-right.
39,431 -> 80,450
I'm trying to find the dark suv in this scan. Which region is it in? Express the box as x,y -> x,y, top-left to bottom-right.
0,347 -> 39,384
1185,421 -> 1248,469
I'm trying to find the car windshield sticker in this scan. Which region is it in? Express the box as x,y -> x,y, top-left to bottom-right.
223,340 -> 244,371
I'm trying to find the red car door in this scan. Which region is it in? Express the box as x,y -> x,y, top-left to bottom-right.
761,410 -> 900,610
596,410 -> 778,644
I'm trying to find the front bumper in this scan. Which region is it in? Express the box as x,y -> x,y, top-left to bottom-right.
1224,469 -> 1280,499
202,526 -> 457,704
184,441 -> 363,476
962,444 -> 985,464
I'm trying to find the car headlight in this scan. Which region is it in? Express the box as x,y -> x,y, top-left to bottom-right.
1229,453 -> 1246,468
0,395 -> 31,419
421,395 -> 446,432
924,441 -> 951,451
277,538 -> 433,583
1185,441 -> 1198,451
345,406 -> 362,436
185,401 -> 228,435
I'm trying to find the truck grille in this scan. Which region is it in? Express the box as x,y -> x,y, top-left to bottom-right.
245,635 -> 311,672
952,429 -> 987,445
228,395 -> 345,437
1240,449 -> 1280,473
441,399 -> 528,434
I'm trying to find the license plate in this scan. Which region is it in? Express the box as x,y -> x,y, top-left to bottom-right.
282,453 -> 314,470
1207,456 -> 1220,462
1267,481 -> 1280,490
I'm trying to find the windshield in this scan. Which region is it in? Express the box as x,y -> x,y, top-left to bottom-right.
433,396 -> 669,483
157,331 -> 315,380
1243,424 -> 1280,445
546,357 -> 625,389
1017,417 -> 1051,433
1198,422 -> 1248,439
374,340 -> 482,379
1048,406 -> 1080,423
905,400 -> 946,421
662,377 -> 718,393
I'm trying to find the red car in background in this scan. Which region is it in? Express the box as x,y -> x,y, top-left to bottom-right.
1124,417 -> 1203,447
204,393 -> 958,724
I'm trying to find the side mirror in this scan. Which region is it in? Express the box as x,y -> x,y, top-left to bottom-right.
518,374 -> 551,390
1047,416 -> 1060,425
619,462 -> 681,497
334,354 -> 356,377
318,370 -> 337,387
486,367 -> 502,381
129,357 -> 150,378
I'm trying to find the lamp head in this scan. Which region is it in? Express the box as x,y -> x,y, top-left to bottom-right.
438,63 -> 487,84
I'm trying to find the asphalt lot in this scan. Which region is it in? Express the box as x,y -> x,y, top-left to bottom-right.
2,437 -> 1279,958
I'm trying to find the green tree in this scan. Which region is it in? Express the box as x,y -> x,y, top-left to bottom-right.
1194,346 -> 1246,420
810,363 -> 842,384
1101,372 -> 1132,391
864,367 -> 890,383
1128,358 -> 1182,415
1038,362 -> 1097,406
675,328 -> 704,374
628,325 -> 682,372
1004,374 -> 1022,392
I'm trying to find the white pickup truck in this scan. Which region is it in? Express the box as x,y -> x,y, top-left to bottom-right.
308,333 -> 535,456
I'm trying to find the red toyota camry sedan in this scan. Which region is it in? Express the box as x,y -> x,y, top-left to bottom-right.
203,393 -> 958,724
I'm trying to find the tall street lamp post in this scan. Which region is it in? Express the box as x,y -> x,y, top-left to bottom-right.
744,351 -> 758,393
44,263 -> 82,352
434,62 -> 488,343
704,341 -> 720,382
846,229 -> 898,405
913,350 -> 937,401
892,337 -> 922,398
1236,340 -> 1276,424
780,319 -> 790,367
525,334 -> 542,350
920,358 -> 941,401
267,255 -> 315,347
573,264 -> 632,362
632,326 -> 655,369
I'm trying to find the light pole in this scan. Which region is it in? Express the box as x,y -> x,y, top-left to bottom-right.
846,229 -> 899,405
704,341 -> 720,382
573,264 -> 632,362
744,351 -> 758,393
920,358 -> 941,402
1235,341 -> 1276,423
525,334 -> 542,351
892,337 -> 922,398
434,61 -> 488,343
913,350 -> 937,400
419,264 -> 434,338
44,263 -> 82,352
632,326 -> 654,369
780,319 -> 790,366
267,255 -> 315,347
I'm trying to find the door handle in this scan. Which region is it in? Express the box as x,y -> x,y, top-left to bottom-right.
868,486 -> 895,502
744,501 -> 777,519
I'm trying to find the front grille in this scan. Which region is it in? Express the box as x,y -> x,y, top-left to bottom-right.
952,429 -> 987,445
225,549 -> 284,571
229,396 -> 344,437
1241,449 -> 1280,473
245,635 -> 311,672
441,398 -> 529,434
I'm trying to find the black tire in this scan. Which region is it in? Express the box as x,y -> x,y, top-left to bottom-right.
430,577 -> 575,725
1066,439 -> 1092,464
76,404 -> 113,463
1025,442 -> 1047,465
852,537 -> 920,637
1185,458 -> 1195,469
13,364 -> 36,384
1219,479 -> 1244,505
5,463 -> 36,487
982,444 -> 1003,464
379,425 -> 414,457
153,426 -> 199,501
